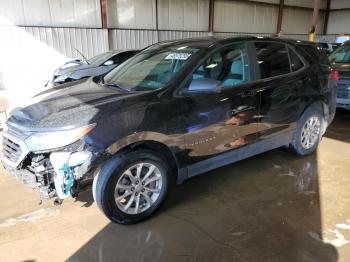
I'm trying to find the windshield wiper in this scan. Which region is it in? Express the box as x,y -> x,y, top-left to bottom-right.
103,81 -> 131,93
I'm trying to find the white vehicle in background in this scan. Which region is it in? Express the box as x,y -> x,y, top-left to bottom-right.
329,40 -> 350,110
52,49 -> 138,86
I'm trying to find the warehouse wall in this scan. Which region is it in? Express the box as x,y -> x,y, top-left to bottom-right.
0,0 -> 340,111
282,7 -> 325,34
214,0 -> 278,33
0,0 -> 102,28
327,0 -> 350,35
0,0 -> 107,109
107,0 -> 157,29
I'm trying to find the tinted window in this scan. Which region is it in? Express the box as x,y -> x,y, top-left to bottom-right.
289,48 -> 303,72
329,44 -> 350,63
110,52 -> 136,65
191,43 -> 249,89
255,42 -> 290,79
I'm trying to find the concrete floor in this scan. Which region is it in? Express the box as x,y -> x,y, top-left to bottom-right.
1,110 -> 350,262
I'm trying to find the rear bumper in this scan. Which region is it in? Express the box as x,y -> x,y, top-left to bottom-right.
336,79 -> 350,110
336,98 -> 350,110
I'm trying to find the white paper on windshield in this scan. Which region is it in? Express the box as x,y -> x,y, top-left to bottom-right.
165,53 -> 192,60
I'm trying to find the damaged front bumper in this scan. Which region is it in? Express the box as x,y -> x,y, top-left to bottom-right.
2,130 -> 100,202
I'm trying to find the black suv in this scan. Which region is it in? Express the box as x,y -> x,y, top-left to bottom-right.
2,37 -> 337,224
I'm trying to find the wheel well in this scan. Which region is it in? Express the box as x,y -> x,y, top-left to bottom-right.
114,140 -> 179,183
301,101 -> 328,134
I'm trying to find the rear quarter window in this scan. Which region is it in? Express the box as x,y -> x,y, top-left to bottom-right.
296,43 -> 330,66
255,42 -> 291,79
288,48 -> 304,72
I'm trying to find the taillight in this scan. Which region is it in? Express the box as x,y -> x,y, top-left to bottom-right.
331,70 -> 339,81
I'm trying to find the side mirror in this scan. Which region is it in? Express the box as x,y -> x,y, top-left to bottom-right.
188,78 -> 223,93
103,60 -> 114,66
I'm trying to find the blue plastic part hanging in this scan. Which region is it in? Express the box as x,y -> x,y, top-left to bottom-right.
59,163 -> 75,196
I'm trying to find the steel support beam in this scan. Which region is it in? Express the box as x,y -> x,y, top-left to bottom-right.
208,0 -> 215,34
100,0 -> 107,29
323,0 -> 331,35
309,0 -> 321,41
277,0 -> 284,34
155,0 -> 159,30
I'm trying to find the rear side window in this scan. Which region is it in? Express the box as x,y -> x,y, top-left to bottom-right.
297,43 -> 329,65
289,48 -> 303,72
255,42 -> 290,79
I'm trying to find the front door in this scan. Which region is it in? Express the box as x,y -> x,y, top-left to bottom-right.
181,42 -> 261,166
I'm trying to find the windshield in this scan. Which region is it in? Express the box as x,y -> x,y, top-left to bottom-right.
103,45 -> 200,91
87,53 -> 111,65
329,44 -> 350,63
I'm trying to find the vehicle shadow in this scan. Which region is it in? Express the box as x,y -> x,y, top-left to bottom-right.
69,148 -> 338,262
324,109 -> 350,143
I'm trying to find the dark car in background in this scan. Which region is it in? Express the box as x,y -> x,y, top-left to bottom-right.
329,41 -> 350,110
2,37 -> 337,224
52,49 -> 138,86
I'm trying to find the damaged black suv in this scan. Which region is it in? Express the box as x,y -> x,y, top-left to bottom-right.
2,37 -> 337,224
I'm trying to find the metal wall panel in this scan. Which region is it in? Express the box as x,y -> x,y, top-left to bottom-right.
109,29 -> 158,49
22,27 -> 109,58
331,0 -> 350,9
158,0 -> 209,31
158,30 -> 209,41
108,29 -> 209,49
328,11 -> 350,34
281,7 -> 325,34
213,32 -> 271,37
284,0 -> 327,9
214,0 -> 278,33
0,0 -> 102,28
107,0 -> 157,29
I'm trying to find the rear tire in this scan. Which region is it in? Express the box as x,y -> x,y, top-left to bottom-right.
290,106 -> 324,156
93,149 -> 169,224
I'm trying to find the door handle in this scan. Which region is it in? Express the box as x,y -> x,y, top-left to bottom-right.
243,88 -> 266,97
243,90 -> 256,97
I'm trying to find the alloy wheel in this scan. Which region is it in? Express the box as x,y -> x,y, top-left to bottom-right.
114,162 -> 163,215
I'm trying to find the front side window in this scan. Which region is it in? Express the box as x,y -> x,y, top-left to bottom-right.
329,44 -> 350,63
190,43 -> 249,89
255,42 -> 290,79
103,46 -> 200,91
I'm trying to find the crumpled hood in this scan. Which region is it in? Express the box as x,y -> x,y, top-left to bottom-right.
55,61 -> 95,76
8,79 -> 136,131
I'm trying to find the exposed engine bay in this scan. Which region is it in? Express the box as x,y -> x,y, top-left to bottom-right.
2,130 -> 102,204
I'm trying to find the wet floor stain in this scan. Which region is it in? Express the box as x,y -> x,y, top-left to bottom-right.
0,208 -> 60,228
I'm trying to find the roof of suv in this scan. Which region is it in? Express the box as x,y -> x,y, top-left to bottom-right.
155,36 -> 316,49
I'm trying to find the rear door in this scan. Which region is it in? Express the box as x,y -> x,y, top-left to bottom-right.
252,41 -> 308,141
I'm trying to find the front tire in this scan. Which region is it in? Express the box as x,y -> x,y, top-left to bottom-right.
93,150 -> 169,224
290,106 -> 324,156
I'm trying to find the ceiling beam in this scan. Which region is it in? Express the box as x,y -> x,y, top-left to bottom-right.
323,0 -> 331,35
209,0 -> 215,33
276,0 -> 284,34
100,0 -> 107,29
